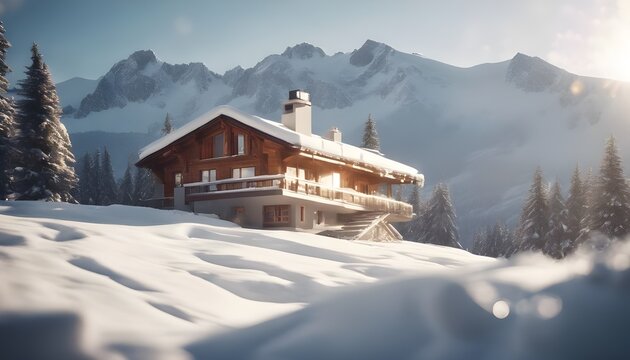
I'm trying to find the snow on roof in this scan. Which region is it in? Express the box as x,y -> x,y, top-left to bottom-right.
138,105 -> 422,179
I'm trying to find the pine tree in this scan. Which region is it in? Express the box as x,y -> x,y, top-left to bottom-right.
161,113 -> 173,135
361,114 -> 380,151
118,164 -> 134,205
422,183 -> 461,248
589,136 -> 630,239
77,152 -> 93,204
89,149 -> 102,205
0,21 -> 17,200
517,167 -> 549,252
401,184 -> 426,241
472,222 -> 511,258
133,167 -> 155,205
14,44 -> 77,202
544,181 -> 569,258
471,228 -> 488,255
565,166 -> 587,252
99,147 -> 118,205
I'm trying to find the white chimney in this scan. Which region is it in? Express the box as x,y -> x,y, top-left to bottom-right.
281,90 -> 311,135
326,127 -> 342,142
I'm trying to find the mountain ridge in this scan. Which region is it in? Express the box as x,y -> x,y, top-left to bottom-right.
56,40 -> 630,245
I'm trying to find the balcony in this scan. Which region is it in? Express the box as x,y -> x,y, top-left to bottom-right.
183,174 -> 412,219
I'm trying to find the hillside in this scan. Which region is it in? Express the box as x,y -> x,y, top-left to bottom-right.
1,201 -> 628,359
55,40 -> 630,244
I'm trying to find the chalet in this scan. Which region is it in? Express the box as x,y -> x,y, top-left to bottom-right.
136,90 -> 424,240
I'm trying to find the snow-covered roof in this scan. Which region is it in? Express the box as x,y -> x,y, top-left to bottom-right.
138,105 -> 422,180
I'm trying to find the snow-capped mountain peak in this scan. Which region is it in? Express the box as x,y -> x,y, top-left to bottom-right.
58,40 -> 630,245
281,42 -> 326,59
506,52 -> 569,92
350,39 -> 395,67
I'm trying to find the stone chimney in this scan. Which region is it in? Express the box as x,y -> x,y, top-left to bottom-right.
326,127 -> 342,142
281,90 -> 311,135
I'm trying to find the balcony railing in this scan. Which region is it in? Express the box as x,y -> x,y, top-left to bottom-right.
139,197 -> 174,209
184,174 -> 412,218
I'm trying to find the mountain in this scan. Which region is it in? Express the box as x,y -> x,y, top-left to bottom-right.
56,40 -> 630,244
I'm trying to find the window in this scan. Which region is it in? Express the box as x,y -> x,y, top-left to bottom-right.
213,133 -> 224,158
237,134 -> 245,155
233,167 -> 255,178
201,169 -> 216,183
332,172 -> 341,188
174,172 -> 182,187
316,210 -> 323,225
300,206 -> 305,222
242,167 -> 255,178
264,205 -> 290,226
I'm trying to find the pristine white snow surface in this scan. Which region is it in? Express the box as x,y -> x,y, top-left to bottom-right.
1,201 -> 629,360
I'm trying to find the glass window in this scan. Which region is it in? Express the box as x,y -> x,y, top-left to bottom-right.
286,166 -> 297,178
213,133 -> 224,158
332,172 -> 341,188
237,134 -> 245,155
264,205 -> 290,225
241,167 -> 255,178
174,172 -> 182,187
202,169 -> 216,183
233,167 -> 255,178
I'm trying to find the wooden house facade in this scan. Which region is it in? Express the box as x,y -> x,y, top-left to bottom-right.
136,91 -> 424,240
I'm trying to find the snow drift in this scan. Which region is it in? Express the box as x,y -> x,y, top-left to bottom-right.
1,201 -> 629,359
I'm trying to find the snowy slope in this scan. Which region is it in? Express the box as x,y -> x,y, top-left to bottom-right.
55,40 -> 630,244
2,202 -> 629,360
0,201 -> 489,359
56,77 -> 99,109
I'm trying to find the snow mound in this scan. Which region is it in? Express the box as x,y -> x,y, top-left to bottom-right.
3,201 -> 627,359
188,245 -> 630,360
0,201 -> 486,359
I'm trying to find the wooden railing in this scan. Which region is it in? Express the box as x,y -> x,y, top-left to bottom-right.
184,174 -> 412,218
140,197 -> 174,209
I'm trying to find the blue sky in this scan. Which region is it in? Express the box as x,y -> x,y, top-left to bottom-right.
3,0 -> 630,84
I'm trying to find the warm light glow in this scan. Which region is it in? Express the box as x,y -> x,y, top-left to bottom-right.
570,80 -> 584,95
535,295 -> 563,319
492,300 -> 510,319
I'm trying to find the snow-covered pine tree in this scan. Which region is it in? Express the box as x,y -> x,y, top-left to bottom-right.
118,163 -> 134,205
471,228 -> 488,255
472,222 -> 511,257
161,113 -> 173,135
0,21 -> 17,200
544,181 -> 569,258
422,183 -> 461,248
361,114 -> 380,151
589,136 -> 630,240
89,149 -> 102,205
400,184 -> 426,241
14,43 -> 77,202
565,166 -> 587,252
488,223 -> 512,257
99,147 -> 118,205
133,167 -> 155,205
77,152 -> 93,204
517,167 -> 549,252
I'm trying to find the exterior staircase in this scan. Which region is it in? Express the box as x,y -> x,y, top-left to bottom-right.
318,211 -> 402,241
